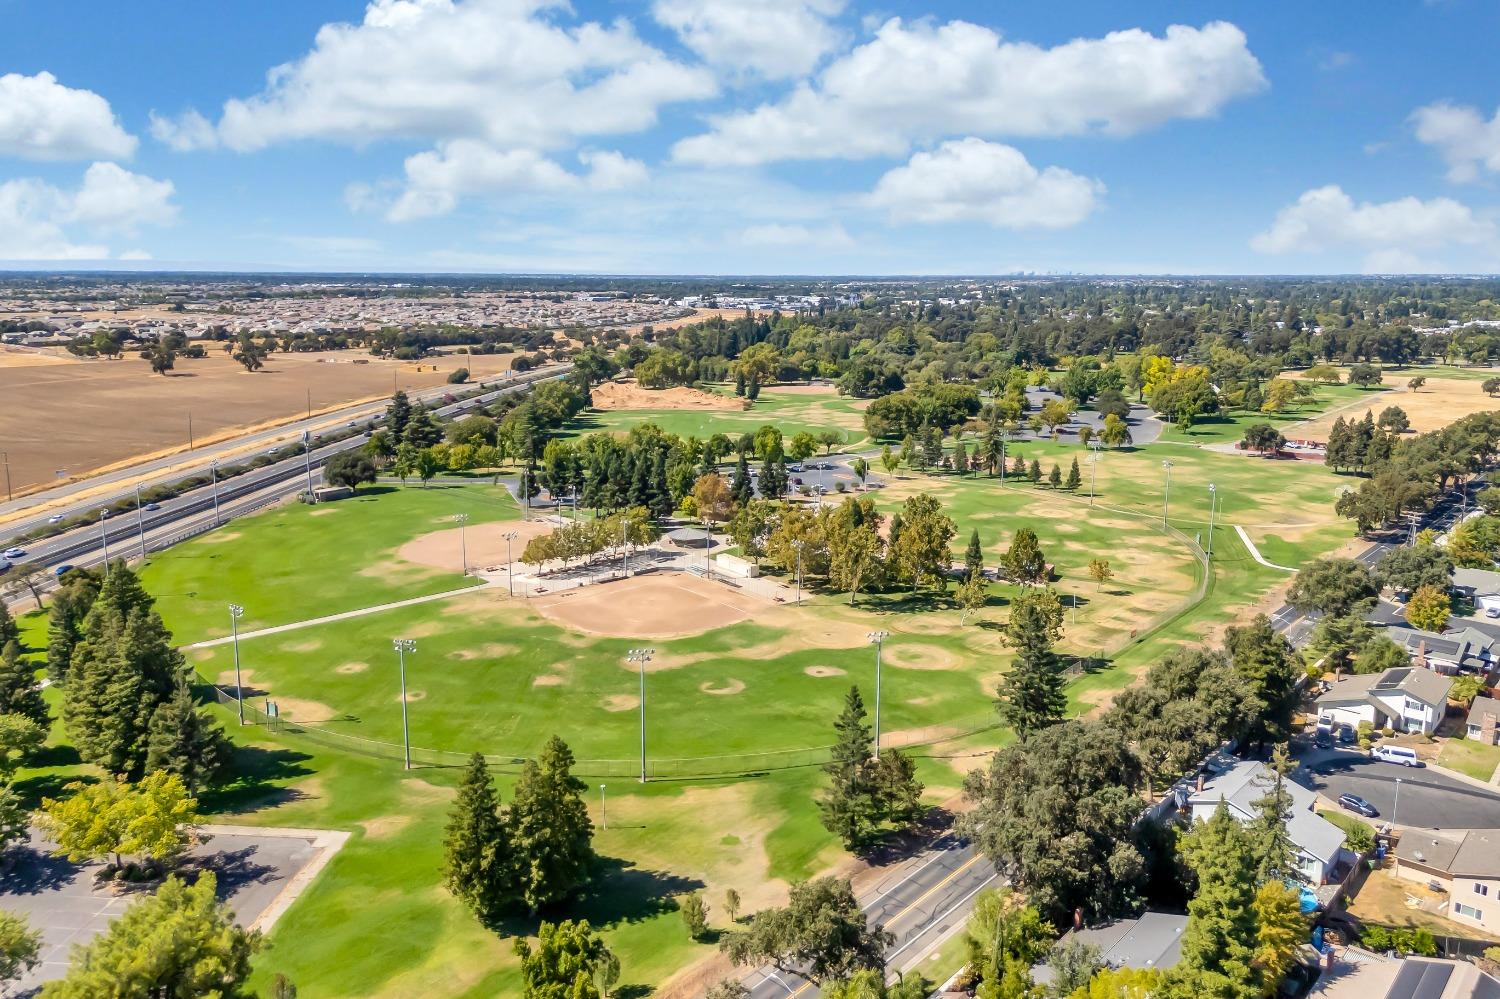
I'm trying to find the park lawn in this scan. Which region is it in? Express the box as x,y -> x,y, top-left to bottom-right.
564,384 -> 869,450
1155,382 -> 1389,445
139,483 -> 521,644
1438,737 -> 1500,782
1384,364 -> 1500,383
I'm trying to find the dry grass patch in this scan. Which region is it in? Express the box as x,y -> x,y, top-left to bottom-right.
535,573 -> 766,639
359,815 -> 414,839
804,665 -> 846,678
883,644 -> 963,671
446,643 -> 520,661
280,638 -> 323,653
335,661 -> 369,674
532,674 -> 567,687
601,694 -> 639,712
275,696 -> 341,723
200,531 -> 244,545
591,380 -> 744,412
700,679 -> 745,696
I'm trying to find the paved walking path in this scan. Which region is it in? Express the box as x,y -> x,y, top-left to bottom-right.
1235,524 -> 1297,572
182,582 -> 491,649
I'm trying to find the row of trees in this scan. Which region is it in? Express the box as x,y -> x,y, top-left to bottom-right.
1334,411 -> 1500,533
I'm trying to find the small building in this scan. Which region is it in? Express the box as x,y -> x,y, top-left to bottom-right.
1468,699 -> 1499,746
1385,626 -> 1499,676
1032,912 -> 1187,986
312,485 -> 353,503
1186,760 -> 1350,885
1393,829 -> 1500,937
1310,947 -> 1500,998
712,553 -> 760,579
664,527 -> 715,550
1316,666 -> 1454,736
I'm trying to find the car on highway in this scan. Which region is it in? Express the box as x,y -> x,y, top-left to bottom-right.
144,502 -> 161,511
47,514 -> 65,524
0,559 -> 9,573
3,547 -> 26,559
1337,793 -> 1378,817
52,564 -> 75,577
1371,745 -> 1424,767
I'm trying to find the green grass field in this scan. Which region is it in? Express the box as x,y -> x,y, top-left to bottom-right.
1155,382 -> 1389,445
564,384 -> 869,449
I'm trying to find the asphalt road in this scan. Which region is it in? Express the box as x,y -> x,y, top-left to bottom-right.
738,835 -> 1000,998
1295,746 -> 1500,828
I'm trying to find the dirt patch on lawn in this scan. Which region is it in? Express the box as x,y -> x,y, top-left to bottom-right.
309,508 -> 341,517
200,531 -> 244,545
700,679 -> 746,696
447,643 -> 520,661
759,383 -> 838,397
397,519 -> 553,572
882,724 -> 963,749
538,572 -> 769,639
532,673 -> 567,687
602,694 -> 639,712
396,690 -> 427,702
275,696 -> 340,723
280,638 -> 323,653
335,661 -> 369,674
359,815 -> 413,839
591,379 -> 744,412
804,665 -> 846,677
883,644 -> 963,671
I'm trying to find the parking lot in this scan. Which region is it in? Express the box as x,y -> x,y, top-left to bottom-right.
1295,746 -> 1500,828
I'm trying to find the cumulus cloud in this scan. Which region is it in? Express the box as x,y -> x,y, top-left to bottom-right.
653,0 -> 845,80
866,139 -> 1102,229
736,222 -> 853,247
0,164 -> 176,260
1251,185 -> 1495,272
673,19 -> 1264,165
155,0 -> 714,153
385,140 -> 648,220
1411,102 -> 1500,182
149,109 -> 217,152
0,71 -> 137,161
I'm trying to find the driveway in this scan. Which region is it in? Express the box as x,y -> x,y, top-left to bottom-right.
1294,746 -> 1500,828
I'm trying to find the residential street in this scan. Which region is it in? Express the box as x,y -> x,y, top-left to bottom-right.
1294,746 -> 1500,829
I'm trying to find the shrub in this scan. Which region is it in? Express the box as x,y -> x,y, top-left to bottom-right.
447,367 -> 470,384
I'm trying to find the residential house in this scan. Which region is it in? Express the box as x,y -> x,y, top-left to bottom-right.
1451,567 -> 1500,616
1393,829 -> 1500,937
1468,698 -> 1499,746
1186,760 -> 1351,885
1310,946 -> 1500,998
1031,912 -> 1187,986
1385,626 -> 1499,676
1316,666 -> 1455,736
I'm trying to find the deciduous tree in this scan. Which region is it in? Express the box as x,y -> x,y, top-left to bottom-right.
720,877 -> 891,986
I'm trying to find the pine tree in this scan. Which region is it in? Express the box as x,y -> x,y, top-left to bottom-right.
0,602 -> 17,651
818,686 -> 878,848
964,530 -> 985,580
1065,457 -> 1082,491
508,735 -> 596,911
1048,464 -> 1062,489
730,452 -> 753,507
648,451 -> 673,519
144,674 -> 231,794
1166,805 -> 1262,999
995,592 -> 1066,739
953,439 -> 969,476
1010,453 -> 1027,479
46,591 -> 82,683
921,427 -> 943,470
1028,459 -> 1042,484
444,752 -> 514,922
386,389 -> 413,439
0,642 -> 48,729
874,748 -> 924,825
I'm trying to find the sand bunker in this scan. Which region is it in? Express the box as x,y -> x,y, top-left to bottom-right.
804,665 -> 846,678
536,573 -> 768,639
602,694 -> 640,712
591,379 -> 743,412
396,519 -> 553,573
700,679 -> 745,695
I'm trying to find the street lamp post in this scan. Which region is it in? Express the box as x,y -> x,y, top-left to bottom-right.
98,508 -> 111,571
627,648 -> 654,782
1206,483 -> 1218,560
868,631 -> 888,759
135,484 -> 149,561
209,459 -> 222,526
1161,460 -> 1174,528
1,451 -> 10,503
302,430 -> 315,497
1393,777 -> 1402,828
455,513 -> 469,575
599,784 -> 608,830
229,604 -> 246,725
503,530 -> 519,596
393,639 -> 416,770
792,539 -> 804,606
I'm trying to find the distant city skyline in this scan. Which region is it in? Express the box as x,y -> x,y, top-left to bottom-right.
1,0 -> 1498,275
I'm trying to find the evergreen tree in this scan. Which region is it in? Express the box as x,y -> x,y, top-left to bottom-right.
144,674 -> 231,794
0,602 -> 16,651
44,575 -> 99,684
730,452 -> 754,507
995,592 -> 1066,739
444,752 -> 514,922
760,454 -> 789,499
874,748 -> 924,826
964,530 -> 985,580
1010,453 -> 1027,479
1246,746 -> 1298,884
1048,464 -> 1063,489
921,426 -> 944,469
401,404 -> 443,449
953,439 -> 969,476
0,641 -> 48,729
1164,805 -> 1262,999
1002,528 -> 1048,586
1065,457 -> 1082,491
386,389 -> 413,440
1028,459 -> 1042,484
734,370 -> 746,396
648,450 -> 673,519
818,687 -> 877,848
1325,417 -> 1350,471
516,919 -> 612,999
507,736 -> 596,911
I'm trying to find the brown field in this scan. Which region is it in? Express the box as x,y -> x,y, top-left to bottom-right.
531,573 -> 771,638
591,379 -> 744,412
0,347 -> 497,491
1293,377 -> 1500,439
396,520 -> 554,573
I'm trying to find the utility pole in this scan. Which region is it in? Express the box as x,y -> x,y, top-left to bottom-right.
209,459 -> 221,526
503,530 -> 518,596
135,484 -> 148,561
792,539 -> 804,606
393,639 -> 416,770
1206,483 -> 1218,560
1161,459 -> 1174,528
455,513 -> 469,575
1088,441 -> 1102,506
1,451 -> 10,502
229,604 -> 246,725
868,631 -> 888,759
627,648 -> 654,782
98,508 -> 111,572
302,430 -> 315,498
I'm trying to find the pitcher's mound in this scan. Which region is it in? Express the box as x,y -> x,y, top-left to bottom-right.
533,573 -> 766,638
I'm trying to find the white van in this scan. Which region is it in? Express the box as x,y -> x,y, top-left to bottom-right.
1371,745 -> 1423,767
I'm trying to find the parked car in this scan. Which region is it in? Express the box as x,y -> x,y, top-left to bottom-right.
1338,793 -> 1379,818
1313,729 -> 1333,750
1371,745 -> 1424,767
1338,724 -> 1356,745
3,547 -> 26,559
792,477 -> 803,485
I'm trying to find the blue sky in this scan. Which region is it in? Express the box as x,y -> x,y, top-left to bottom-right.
1,0 -> 1498,274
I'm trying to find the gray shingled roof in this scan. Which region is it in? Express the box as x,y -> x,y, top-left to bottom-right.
1187,760 -> 1347,864
1396,829 -> 1500,879
1316,665 -> 1454,712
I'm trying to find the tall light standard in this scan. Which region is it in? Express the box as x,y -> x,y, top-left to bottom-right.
301,430 -> 315,497
393,639 -> 416,770
455,513 -> 469,575
1160,459 -> 1174,528
502,530 -> 519,596
1206,483 -> 1218,560
1,451 -> 10,502
627,648 -> 654,782
228,604 -> 246,725
209,459 -> 222,527
868,631 -> 889,759
1088,441 -> 1102,506
98,508 -> 112,571
599,784 -> 608,830
620,516 -> 633,578
134,484 -> 149,561
792,539 -> 805,606
1392,777 -> 1402,828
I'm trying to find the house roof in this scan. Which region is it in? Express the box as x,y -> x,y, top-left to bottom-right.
1396,829 -> 1500,879
1452,567 -> 1500,596
1311,948 -> 1500,998
1187,760 -> 1347,864
1035,912 -> 1186,984
1386,627 -> 1496,673
1317,666 -> 1454,713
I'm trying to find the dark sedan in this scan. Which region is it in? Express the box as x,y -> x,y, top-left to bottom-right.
1338,793 -> 1378,818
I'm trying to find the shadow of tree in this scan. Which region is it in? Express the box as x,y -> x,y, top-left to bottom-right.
197,745 -> 315,816
0,844 -> 78,896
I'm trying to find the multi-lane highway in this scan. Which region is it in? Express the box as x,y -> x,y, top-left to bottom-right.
0,365 -> 569,601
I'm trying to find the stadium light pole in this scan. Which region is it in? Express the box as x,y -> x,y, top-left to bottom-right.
98,508 -> 111,572
393,639 -> 416,770
228,604 -> 246,725
301,430 -> 315,497
134,484 -> 148,561
209,459 -> 222,527
1393,777 -> 1402,829
503,530 -> 519,596
620,516 -> 632,578
792,539 -> 804,606
455,513 -> 469,575
599,784 -> 608,830
627,648 -> 654,782
1088,441 -> 1102,506
1206,483 -> 1218,560
1160,459 -> 1174,528
868,631 -> 889,759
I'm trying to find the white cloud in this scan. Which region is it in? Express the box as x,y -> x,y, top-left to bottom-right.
0,164 -> 176,260
652,0 -> 844,80
149,109 -> 217,152
1411,102 -> 1500,182
157,0 -> 714,153
385,140 -> 648,220
736,222 -> 853,247
866,139 -> 1102,229
1251,185 -> 1495,272
673,19 -> 1264,166
0,71 -> 137,161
